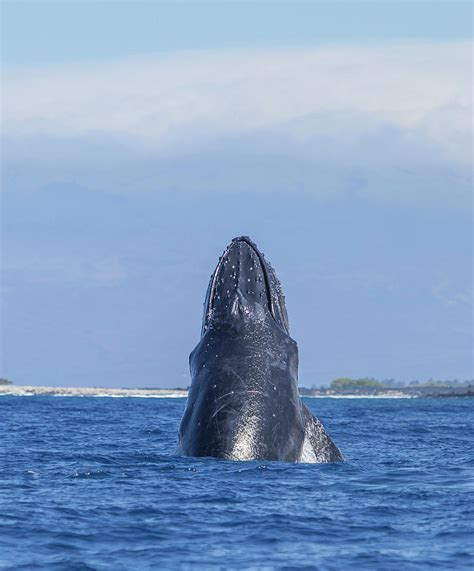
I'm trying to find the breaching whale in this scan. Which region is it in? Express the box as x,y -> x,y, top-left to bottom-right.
177,236 -> 342,463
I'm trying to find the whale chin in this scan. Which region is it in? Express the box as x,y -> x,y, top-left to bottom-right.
202,236 -> 289,336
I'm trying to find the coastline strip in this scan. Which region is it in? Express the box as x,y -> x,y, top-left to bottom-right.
0,386 -> 188,398
0,385 -> 417,399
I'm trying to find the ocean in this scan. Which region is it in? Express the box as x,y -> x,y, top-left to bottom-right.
0,395 -> 472,570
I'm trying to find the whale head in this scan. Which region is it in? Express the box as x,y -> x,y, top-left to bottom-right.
201,236 -> 290,335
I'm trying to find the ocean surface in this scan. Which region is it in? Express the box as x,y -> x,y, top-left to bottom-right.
1,396 -> 472,570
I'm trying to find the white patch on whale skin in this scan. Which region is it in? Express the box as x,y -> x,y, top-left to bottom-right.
299,435 -> 318,464
227,412 -> 262,461
299,417 -> 344,463
299,434 -> 341,464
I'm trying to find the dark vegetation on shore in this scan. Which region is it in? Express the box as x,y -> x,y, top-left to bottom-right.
299,378 -> 474,397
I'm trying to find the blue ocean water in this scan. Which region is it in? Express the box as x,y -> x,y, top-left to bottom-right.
0,396 -> 472,570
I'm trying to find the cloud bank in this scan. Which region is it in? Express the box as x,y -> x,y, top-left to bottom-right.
4,42 -> 471,163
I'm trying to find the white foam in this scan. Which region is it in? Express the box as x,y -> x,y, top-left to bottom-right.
303,394 -> 416,399
0,387 -> 188,398
50,392 -> 188,399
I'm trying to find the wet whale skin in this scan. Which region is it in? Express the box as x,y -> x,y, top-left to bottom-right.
177,236 -> 343,463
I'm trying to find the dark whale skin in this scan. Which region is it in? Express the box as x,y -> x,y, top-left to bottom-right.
177,237 -> 342,463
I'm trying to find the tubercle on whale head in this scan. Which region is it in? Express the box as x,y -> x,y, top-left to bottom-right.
201,236 -> 290,336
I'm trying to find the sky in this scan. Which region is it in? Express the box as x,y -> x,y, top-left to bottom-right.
1,1 -> 472,388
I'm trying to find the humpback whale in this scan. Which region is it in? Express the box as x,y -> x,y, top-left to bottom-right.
177,237 -> 342,463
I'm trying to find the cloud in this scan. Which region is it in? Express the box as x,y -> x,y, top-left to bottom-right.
3,42 -> 472,164
432,282 -> 472,308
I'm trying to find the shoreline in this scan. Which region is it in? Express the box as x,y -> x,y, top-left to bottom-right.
0,385 -> 188,398
1,385 -> 472,399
